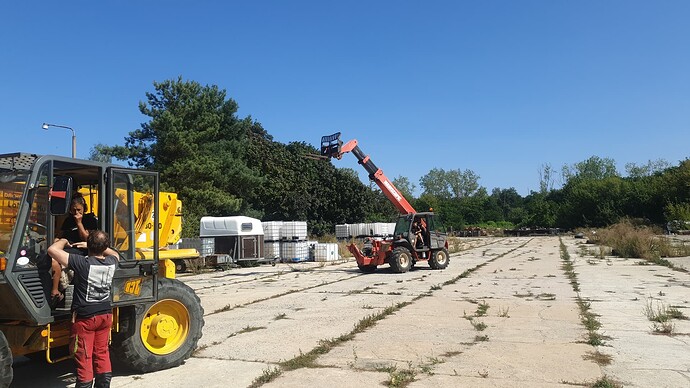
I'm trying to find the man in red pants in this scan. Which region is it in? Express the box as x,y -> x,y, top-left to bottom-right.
49,230 -> 119,388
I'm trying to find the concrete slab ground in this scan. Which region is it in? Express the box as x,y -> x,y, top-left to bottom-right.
11,237 -> 690,387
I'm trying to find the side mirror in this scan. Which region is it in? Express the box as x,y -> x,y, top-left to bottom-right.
50,176 -> 73,215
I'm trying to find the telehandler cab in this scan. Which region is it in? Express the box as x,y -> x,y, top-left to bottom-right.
320,133 -> 450,273
0,153 -> 204,387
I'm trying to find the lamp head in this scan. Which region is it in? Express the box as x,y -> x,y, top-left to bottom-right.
42,123 -> 49,130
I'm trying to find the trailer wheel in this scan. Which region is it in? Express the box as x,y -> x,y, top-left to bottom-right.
389,247 -> 412,273
112,278 -> 204,372
358,264 -> 377,273
173,260 -> 187,273
0,331 -> 12,388
429,248 -> 450,270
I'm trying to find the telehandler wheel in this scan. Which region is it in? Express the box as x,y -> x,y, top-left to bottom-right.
0,331 -> 12,388
429,248 -> 450,270
112,278 -> 204,373
389,247 -> 412,273
358,264 -> 377,273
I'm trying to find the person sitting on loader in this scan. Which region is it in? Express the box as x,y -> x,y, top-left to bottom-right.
49,194 -> 98,307
412,220 -> 427,249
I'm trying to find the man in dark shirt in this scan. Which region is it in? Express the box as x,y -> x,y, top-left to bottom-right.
48,230 -> 118,388
50,195 -> 98,305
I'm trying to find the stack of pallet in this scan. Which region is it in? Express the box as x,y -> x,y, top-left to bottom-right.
335,222 -> 396,239
262,221 -> 310,262
262,221 -> 283,261
280,221 -> 309,262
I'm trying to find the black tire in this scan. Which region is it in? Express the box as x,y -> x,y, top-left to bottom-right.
358,264 -> 377,273
429,248 -> 450,270
173,260 -> 187,273
0,331 -> 12,388
111,278 -> 204,373
389,247 -> 412,273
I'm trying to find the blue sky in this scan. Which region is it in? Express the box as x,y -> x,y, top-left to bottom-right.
1,1 -> 688,195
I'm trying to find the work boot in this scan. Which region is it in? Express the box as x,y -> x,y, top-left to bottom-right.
94,372 -> 112,388
75,380 -> 93,388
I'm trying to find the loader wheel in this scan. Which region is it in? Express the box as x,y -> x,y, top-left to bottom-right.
0,331 -> 12,388
112,278 -> 204,372
358,264 -> 377,273
173,259 -> 187,273
389,247 -> 412,273
429,248 -> 450,270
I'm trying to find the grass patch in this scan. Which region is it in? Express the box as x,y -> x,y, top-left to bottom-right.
561,238 -> 608,346
592,220 -> 690,272
644,297 -> 687,334
471,320 -> 487,331
248,367 -> 282,388
385,365 -> 416,387
497,306 -> 510,317
583,350 -> 613,366
590,375 -> 624,388
475,301 -> 490,317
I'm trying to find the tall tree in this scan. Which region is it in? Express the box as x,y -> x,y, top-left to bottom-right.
99,77 -> 266,235
562,156 -> 618,182
625,159 -> 670,178
446,169 -> 480,198
538,163 -> 556,193
419,168 -> 451,198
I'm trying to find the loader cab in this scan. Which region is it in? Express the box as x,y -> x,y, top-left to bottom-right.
0,153 -> 159,328
393,212 -> 447,251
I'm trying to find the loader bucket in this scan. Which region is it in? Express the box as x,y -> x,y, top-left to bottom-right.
320,132 -> 343,158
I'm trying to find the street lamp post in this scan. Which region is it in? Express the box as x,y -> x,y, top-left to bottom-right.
42,123 -> 76,158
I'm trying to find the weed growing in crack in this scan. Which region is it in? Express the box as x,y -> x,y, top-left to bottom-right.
248,367 -> 282,388
471,320 -> 487,331
583,350 -> 613,366
475,301 -> 490,317
497,306 -> 510,317
589,375 -> 624,388
561,238 -> 608,347
385,362 -> 416,387
474,335 -> 489,342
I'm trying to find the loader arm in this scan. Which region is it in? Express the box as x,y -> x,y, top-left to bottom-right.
321,132 -> 416,215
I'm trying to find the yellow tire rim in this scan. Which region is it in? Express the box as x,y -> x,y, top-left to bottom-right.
140,299 -> 190,355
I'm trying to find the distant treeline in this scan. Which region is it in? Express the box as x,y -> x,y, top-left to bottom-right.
94,78 -> 690,236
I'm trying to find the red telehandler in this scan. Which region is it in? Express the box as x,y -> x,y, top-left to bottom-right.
321,133 -> 450,273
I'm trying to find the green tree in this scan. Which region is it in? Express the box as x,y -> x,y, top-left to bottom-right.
562,156 -> 618,182
100,77 -> 267,235
392,175 -> 416,199
419,168 -> 451,198
625,159 -> 670,178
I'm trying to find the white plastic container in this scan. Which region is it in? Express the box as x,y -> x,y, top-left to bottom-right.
387,223 -> 396,236
280,241 -> 309,262
280,221 -> 307,240
178,237 -> 214,256
262,221 -> 284,241
314,243 -> 339,262
264,241 -> 280,259
335,224 -> 351,239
